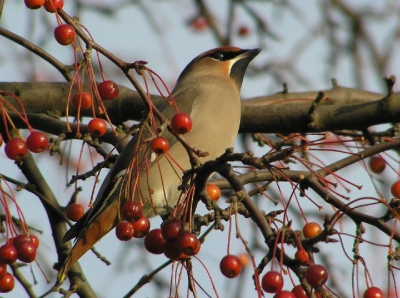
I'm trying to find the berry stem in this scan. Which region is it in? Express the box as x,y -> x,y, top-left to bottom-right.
146,68 -> 179,113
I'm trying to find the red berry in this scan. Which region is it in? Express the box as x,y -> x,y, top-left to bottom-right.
0,244 -> 17,264
391,181 -> 400,198
171,113 -> 192,134
115,222 -> 134,241
28,235 -> 40,249
54,24 -> 76,46
305,264 -> 328,288
161,219 -> 183,241
369,156 -> 386,174
291,285 -> 308,298
0,264 -> 7,277
295,249 -> 309,264
363,287 -> 383,298
15,241 -> 36,263
66,203 -> 85,222
121,201 -> 143,222
220,255 -> 242,278
0,264 -> 6,278
44,0 -> 63,12
132,216 -> 150,238
189,16 -> 208,31
24,0 -> 45,9
176,231 -> 200,256
302,222 -> 322,239
12,234 -> 39,249
72,92 -> 92,110
5,138 -> 28,160
238,26 -> 249,36
163,241 -> 183,259
144,229 -> 166,254
163,240 -> 188,260
150,137 -> 169,154
262,271 -> 284,293
26,131 -> 49,153
274,291 -> 296,298
0,273 -> 14,293
97,80 -> 119,101
206,183 -> 221,201
88,118 -> 107,138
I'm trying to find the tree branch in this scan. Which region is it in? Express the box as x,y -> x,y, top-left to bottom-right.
0,82 -> 397,134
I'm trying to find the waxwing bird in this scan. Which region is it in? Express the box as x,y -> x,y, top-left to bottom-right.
57,46 -> 260,285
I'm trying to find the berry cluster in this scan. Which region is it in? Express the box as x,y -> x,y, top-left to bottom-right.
114,186 -> 222,261
24,0 -> 63,12
9,3 -> 397,297
150,112 -> 193,154
115,202 -> 150,241
4,131 -> 49,161
253,220 -> 385,297
145,218 -> 201,260
0,234 -> 39,293
26,0 -> 121,138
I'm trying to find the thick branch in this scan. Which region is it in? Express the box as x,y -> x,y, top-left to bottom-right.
16,153 -> 96,297
1,82 -> 398,134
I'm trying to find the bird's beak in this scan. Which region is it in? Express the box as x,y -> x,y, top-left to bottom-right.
240,48 -> 262,59
230,48 -> 261,88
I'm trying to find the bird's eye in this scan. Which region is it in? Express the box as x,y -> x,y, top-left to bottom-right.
211,52 -> 224,61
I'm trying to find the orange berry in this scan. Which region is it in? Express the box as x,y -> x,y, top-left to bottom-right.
302,222 -> 322,239
171,113 -> 192,134
24,0 -> 45,9
88,118 -> 107,137
72,92 -> 92,109
391,181 -> 400,198
295,249 -> 309,263
238,253 -> 249,267
150,137 -> 169,154
44,0 -> 64,12
207,183 -> 221,201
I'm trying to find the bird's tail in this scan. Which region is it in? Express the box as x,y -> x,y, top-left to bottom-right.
56,200 -> 120,285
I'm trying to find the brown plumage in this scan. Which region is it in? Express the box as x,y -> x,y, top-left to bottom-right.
57,46 -> 260,285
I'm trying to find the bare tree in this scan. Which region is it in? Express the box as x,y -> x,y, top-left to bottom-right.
0,1 -> 399,297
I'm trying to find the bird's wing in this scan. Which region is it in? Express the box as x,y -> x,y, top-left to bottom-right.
63,90 -> 197,242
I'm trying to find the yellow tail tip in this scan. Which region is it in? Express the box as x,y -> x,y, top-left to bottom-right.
56,266 -> 67,287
